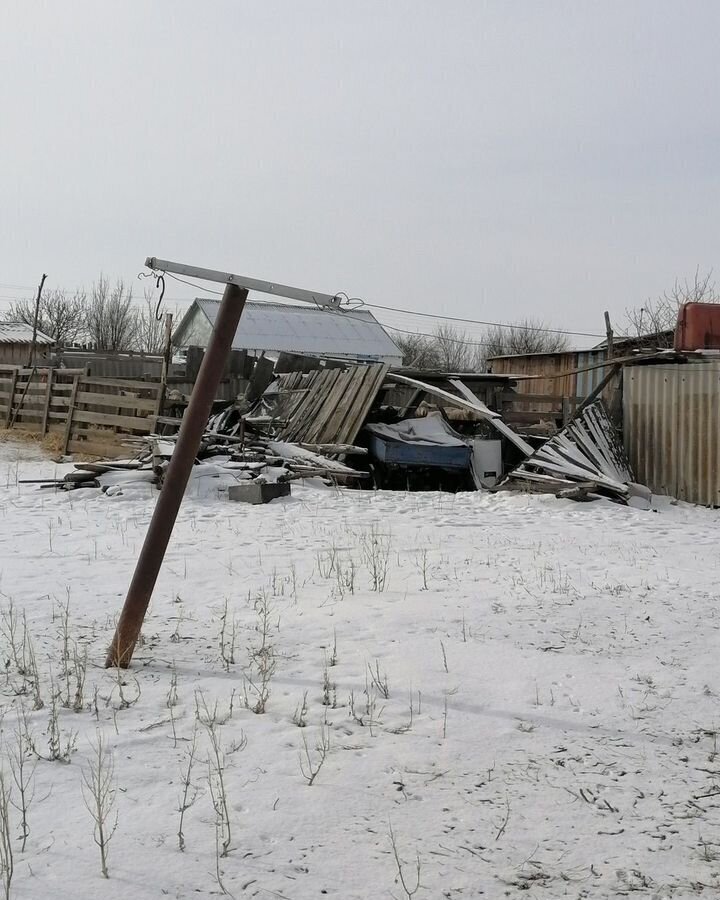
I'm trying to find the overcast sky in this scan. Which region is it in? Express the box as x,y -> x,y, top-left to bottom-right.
1,1 -> 718,343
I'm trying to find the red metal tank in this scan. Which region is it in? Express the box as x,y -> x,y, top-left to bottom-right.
674,302 -> 720,350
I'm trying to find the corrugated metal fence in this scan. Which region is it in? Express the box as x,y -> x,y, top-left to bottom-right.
56,352 -> 163,378
624,361 -> 720,506
576,350 -> 609,397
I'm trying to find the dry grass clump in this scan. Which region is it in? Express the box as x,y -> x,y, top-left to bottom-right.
0,428 -> 64,455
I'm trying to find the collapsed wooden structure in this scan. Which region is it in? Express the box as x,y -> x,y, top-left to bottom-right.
503,401 -> 637,503
12,351 -> 642,506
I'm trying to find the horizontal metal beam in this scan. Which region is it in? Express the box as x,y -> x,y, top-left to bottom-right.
146,257 -> 342,309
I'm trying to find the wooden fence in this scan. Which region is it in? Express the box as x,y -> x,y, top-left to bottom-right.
0,366 -> 162,457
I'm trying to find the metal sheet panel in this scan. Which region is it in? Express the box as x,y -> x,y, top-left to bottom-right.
60,353 -> 163,378
575,350 -> 607,397
0,323 -> 54,345
194,298 -> 402,365
624,362 -> 720,506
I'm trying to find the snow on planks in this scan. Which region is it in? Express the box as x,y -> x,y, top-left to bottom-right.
504,400 -> 636,502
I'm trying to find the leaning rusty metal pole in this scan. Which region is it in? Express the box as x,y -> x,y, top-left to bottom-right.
106,283 -> 248,668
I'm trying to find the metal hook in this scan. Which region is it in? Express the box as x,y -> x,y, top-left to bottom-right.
154,274 -> 166,321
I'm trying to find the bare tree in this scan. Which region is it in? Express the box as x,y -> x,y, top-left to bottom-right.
624,268 -> 719,346
7,288 -> 87,346
86,275 -> 136,351
482,319 -> 569,360
432,323 -> 483,372
392,332 -> 442,369
134,291 -> 168,354
392,320 -> 566,372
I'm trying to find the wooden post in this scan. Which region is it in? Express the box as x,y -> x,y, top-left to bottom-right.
572,364 -> 621,421
62,374 -> 81,454
106,283 -> 248,668
561,396 -> 571,425
155,313 -> 173,421
161,312 -> 173,385
9,367 -> 38,429
603,311 -> 616,410
5,368 -> 18,428
604,311 -> 614,361
27,274 -> 47,368
41,368 -> 55,435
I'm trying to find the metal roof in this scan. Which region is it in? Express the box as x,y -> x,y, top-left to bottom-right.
0,322 -> 55,345
176,298 -> 402,365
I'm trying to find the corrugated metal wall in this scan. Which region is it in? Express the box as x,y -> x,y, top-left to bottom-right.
624,361 -> 720,506
576,350 -> 608,396
57,353 -> 163,378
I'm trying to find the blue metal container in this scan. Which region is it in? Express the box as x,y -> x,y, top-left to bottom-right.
368,433 -> 471,470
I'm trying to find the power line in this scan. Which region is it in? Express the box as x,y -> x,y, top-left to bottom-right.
164,272 -> 225,296
0,269 -> 604,347
0,293 -> 198,306
363,301 -> 603,338
161,274 -> 497,348
380,323 -> 493,349
162,271 -> 602,338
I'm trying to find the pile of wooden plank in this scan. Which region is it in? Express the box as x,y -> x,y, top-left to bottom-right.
22,431 -> 368,494
271,363 -> 389,445
501,400 -> 637,503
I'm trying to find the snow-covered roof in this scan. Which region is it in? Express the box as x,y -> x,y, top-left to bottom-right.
0,322 -> 55,345
174,298 -> 402,365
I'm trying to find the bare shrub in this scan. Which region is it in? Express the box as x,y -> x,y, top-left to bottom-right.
218,599 -> 237,672
245,591 -> 276,714
368,659 -> 390,699
205,717 -> 245,894
81,732 -> 118,878
360,525 -> 391,592
292,691 -> 309,728
299,724 -> 330,786
8,718 -> 37,852
388,821 -> 422,899
0,771 -> 12,900
45,683 -> 78,762
177,724 -> 200,852
321,656 -> 337,708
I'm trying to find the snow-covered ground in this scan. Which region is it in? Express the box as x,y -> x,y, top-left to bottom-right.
1,437 -> 719,899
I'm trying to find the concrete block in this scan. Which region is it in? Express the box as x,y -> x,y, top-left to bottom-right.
228,481 -> 291,505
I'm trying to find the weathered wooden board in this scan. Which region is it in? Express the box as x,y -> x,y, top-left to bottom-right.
71,409 -> 154,432
80,376 -> 161,393
275,363 -> 388,446
74,391 -> 158,412
504,400 -> 634,502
